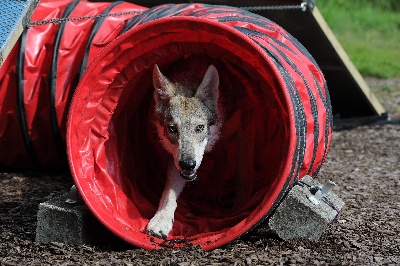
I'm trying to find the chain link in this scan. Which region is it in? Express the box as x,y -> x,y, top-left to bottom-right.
240,1 -> 308,12
27,10 -> 145,28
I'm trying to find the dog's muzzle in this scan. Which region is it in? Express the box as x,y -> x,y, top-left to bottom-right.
180,171 -> 197,181
179,160 -> 197,181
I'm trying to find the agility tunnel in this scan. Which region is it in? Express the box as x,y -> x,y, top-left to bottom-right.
0,1 -> 332,250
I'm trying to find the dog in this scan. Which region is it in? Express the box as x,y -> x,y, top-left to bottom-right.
146,61 -> 221,239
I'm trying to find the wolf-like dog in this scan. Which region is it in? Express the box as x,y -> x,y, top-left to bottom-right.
147,62 -> 221,238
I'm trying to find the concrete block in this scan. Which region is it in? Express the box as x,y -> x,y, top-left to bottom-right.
268,175 -> 345,240
36,194 -> 117,245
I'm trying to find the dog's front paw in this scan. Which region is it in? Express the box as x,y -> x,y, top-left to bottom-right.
147,212 -> 173,239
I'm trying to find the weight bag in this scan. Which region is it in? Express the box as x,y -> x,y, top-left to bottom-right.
0,0 -> 147,168
67,4 -> 333,250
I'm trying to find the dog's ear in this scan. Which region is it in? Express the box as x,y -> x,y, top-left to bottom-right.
153,64 -> 175,102
195,65 -> 219,115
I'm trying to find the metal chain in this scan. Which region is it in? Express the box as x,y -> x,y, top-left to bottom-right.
27,10 -> 145,28
27,2 -> 310,28
240,1 -> 308,12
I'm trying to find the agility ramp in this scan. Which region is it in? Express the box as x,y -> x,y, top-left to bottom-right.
0,0 -> 38,67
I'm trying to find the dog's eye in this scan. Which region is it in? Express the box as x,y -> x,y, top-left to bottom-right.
168,124 -> 178,134
195,125 -> 205,133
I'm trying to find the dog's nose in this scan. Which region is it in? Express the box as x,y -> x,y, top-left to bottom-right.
179,159 -> 196,171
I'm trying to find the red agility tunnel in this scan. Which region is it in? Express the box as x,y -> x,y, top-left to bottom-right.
67,4 -> 333,250
0,0 -> 147,168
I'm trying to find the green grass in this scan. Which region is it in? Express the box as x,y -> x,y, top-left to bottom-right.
318,0 -> 400,78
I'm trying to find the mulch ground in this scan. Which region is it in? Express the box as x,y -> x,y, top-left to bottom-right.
0,86 -> 399,265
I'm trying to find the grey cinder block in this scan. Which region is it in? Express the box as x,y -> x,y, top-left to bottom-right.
36,194 -> 117,245
268,175 -> 345,240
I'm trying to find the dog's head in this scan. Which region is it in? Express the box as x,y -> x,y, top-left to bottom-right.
152,64 -> 219,181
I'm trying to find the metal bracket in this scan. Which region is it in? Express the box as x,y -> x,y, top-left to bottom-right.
305,0 -> 316,12
308,180 -> 336,205
65,185 -> 80,204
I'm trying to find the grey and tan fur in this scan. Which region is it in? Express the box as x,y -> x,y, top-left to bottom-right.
147,63 -> 221,238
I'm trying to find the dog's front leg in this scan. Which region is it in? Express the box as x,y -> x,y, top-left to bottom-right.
147,162 -> 186,239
